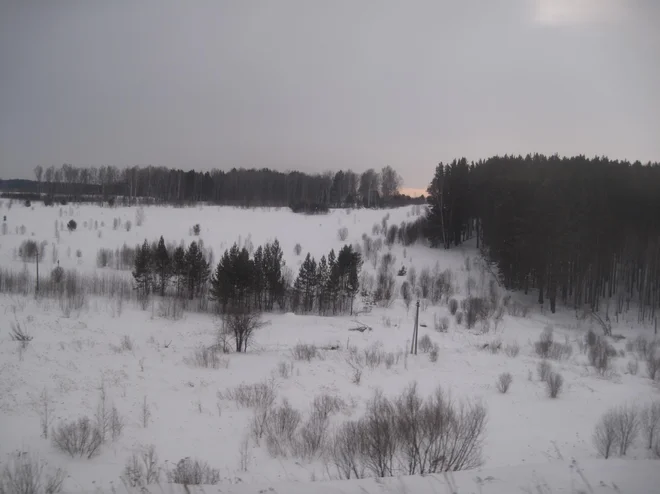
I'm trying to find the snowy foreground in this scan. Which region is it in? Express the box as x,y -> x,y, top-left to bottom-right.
0,203 -> 658,493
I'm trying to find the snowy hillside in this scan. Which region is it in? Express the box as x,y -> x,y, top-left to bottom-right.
0,202 -> 658,493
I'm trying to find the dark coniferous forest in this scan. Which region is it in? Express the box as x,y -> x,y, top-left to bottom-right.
424,154 -> 660,321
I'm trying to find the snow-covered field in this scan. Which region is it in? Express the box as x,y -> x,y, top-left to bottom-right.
0,202 -> 658,493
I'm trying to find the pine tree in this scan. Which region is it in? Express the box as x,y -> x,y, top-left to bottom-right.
252,245 -> 265,310
152,236 -> 171,296
132,240 -> 153,299
172,245 -> 186,297
336,245 -> 362,315
184,241 -> 210,300
263,240 -> 286,310
209,243 -> 254,312
326,249 -> 340,313
294,254 -> 318,313
317,255 -> 329,314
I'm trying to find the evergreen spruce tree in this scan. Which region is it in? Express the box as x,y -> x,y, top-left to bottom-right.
317,255 -> 329,314
326,249 -> 340,314
132,240 -> 153,300
152,236 -> 171,296
184,241 -> 210,300
294,253 -> 318,313
172,245 -> 186,297
263,240 -> 286,310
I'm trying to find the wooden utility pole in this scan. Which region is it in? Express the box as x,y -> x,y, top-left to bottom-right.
411,300 -> 420,355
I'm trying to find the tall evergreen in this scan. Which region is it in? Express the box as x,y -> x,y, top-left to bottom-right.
262,240 -> 286,310
293,254 -> 318,313
172,245 -> 186,297
184,241 -> 210,300
152,236 -> 171,296
209,243 -> 254,312
132,240 -> 153,299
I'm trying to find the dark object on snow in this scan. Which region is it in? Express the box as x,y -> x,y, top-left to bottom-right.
349,320 -> 372,332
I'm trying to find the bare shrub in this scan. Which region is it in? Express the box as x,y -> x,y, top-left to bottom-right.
455,311 -> 464,325
0,453 -> 65,494
312,393 -> 346,421
33,388 -> 54,439
400,281 -> 412,311
337,227 -> 349,241
218,379 -> 277,409
429,345 -> 439,362
277,360 -> 293,379
504,341 -> 520,358
434,314 -> 449,332
157,298 -> 184,320
292,343 -> 318,362
18,239 -> 40,261
593,409 -> 620,459
633,336 -> 650,359
448,298 -> 459,315
588,335 -> 615,375
110,334 -> 133,353
363,343 -> 385,368
330,421 -> 367,479
135,208 -> 145,227
51,417 -> 103,458
185,345 -> 226,369
294,243 -> 302,256
350,363 -> 362,384
122,445 -> 160,487
264,400 -> 302,457
384,352 -> 396,369
640,402 -> 660,450
534,326 -> 554,358
418,334 -> 434,353
484,338 -> 502,354
374,253 -> 396,306
223,311 -> 265,353
537,360 -> 553,381
646,354 -> 660,380
141,396 -> 151,428
496,372 -> 513,393
166,458 -> 219,485
464,297 -> 490,329
546,372 -> 564,398
250,404 -> 271,442
612,404 -> 639,455
294,409 -> 329,460
507,301 -> 529,317
393,384 -> 487,474
96,248 -> 114,268
10,321 -> 32,342
359,391 -> 398,477
627,358 -> 639,375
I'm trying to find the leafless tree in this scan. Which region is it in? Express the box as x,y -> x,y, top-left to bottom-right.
640,401 -> 660,450
223,311 -> 266,353
380,166 -> 402,199
593,409 -> 620,459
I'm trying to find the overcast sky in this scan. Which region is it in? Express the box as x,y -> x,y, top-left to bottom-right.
1,0 -> 658,190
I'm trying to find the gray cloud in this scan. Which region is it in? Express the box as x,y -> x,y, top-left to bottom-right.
1,0 -> 658,188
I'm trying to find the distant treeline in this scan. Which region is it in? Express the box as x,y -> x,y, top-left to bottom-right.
1,164 -> 425,211
424,154 -> 660,320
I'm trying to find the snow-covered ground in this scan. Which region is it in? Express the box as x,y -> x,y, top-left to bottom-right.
0,202 -> 658,493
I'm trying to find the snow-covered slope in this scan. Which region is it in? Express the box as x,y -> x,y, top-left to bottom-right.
0,202 -> 657,493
